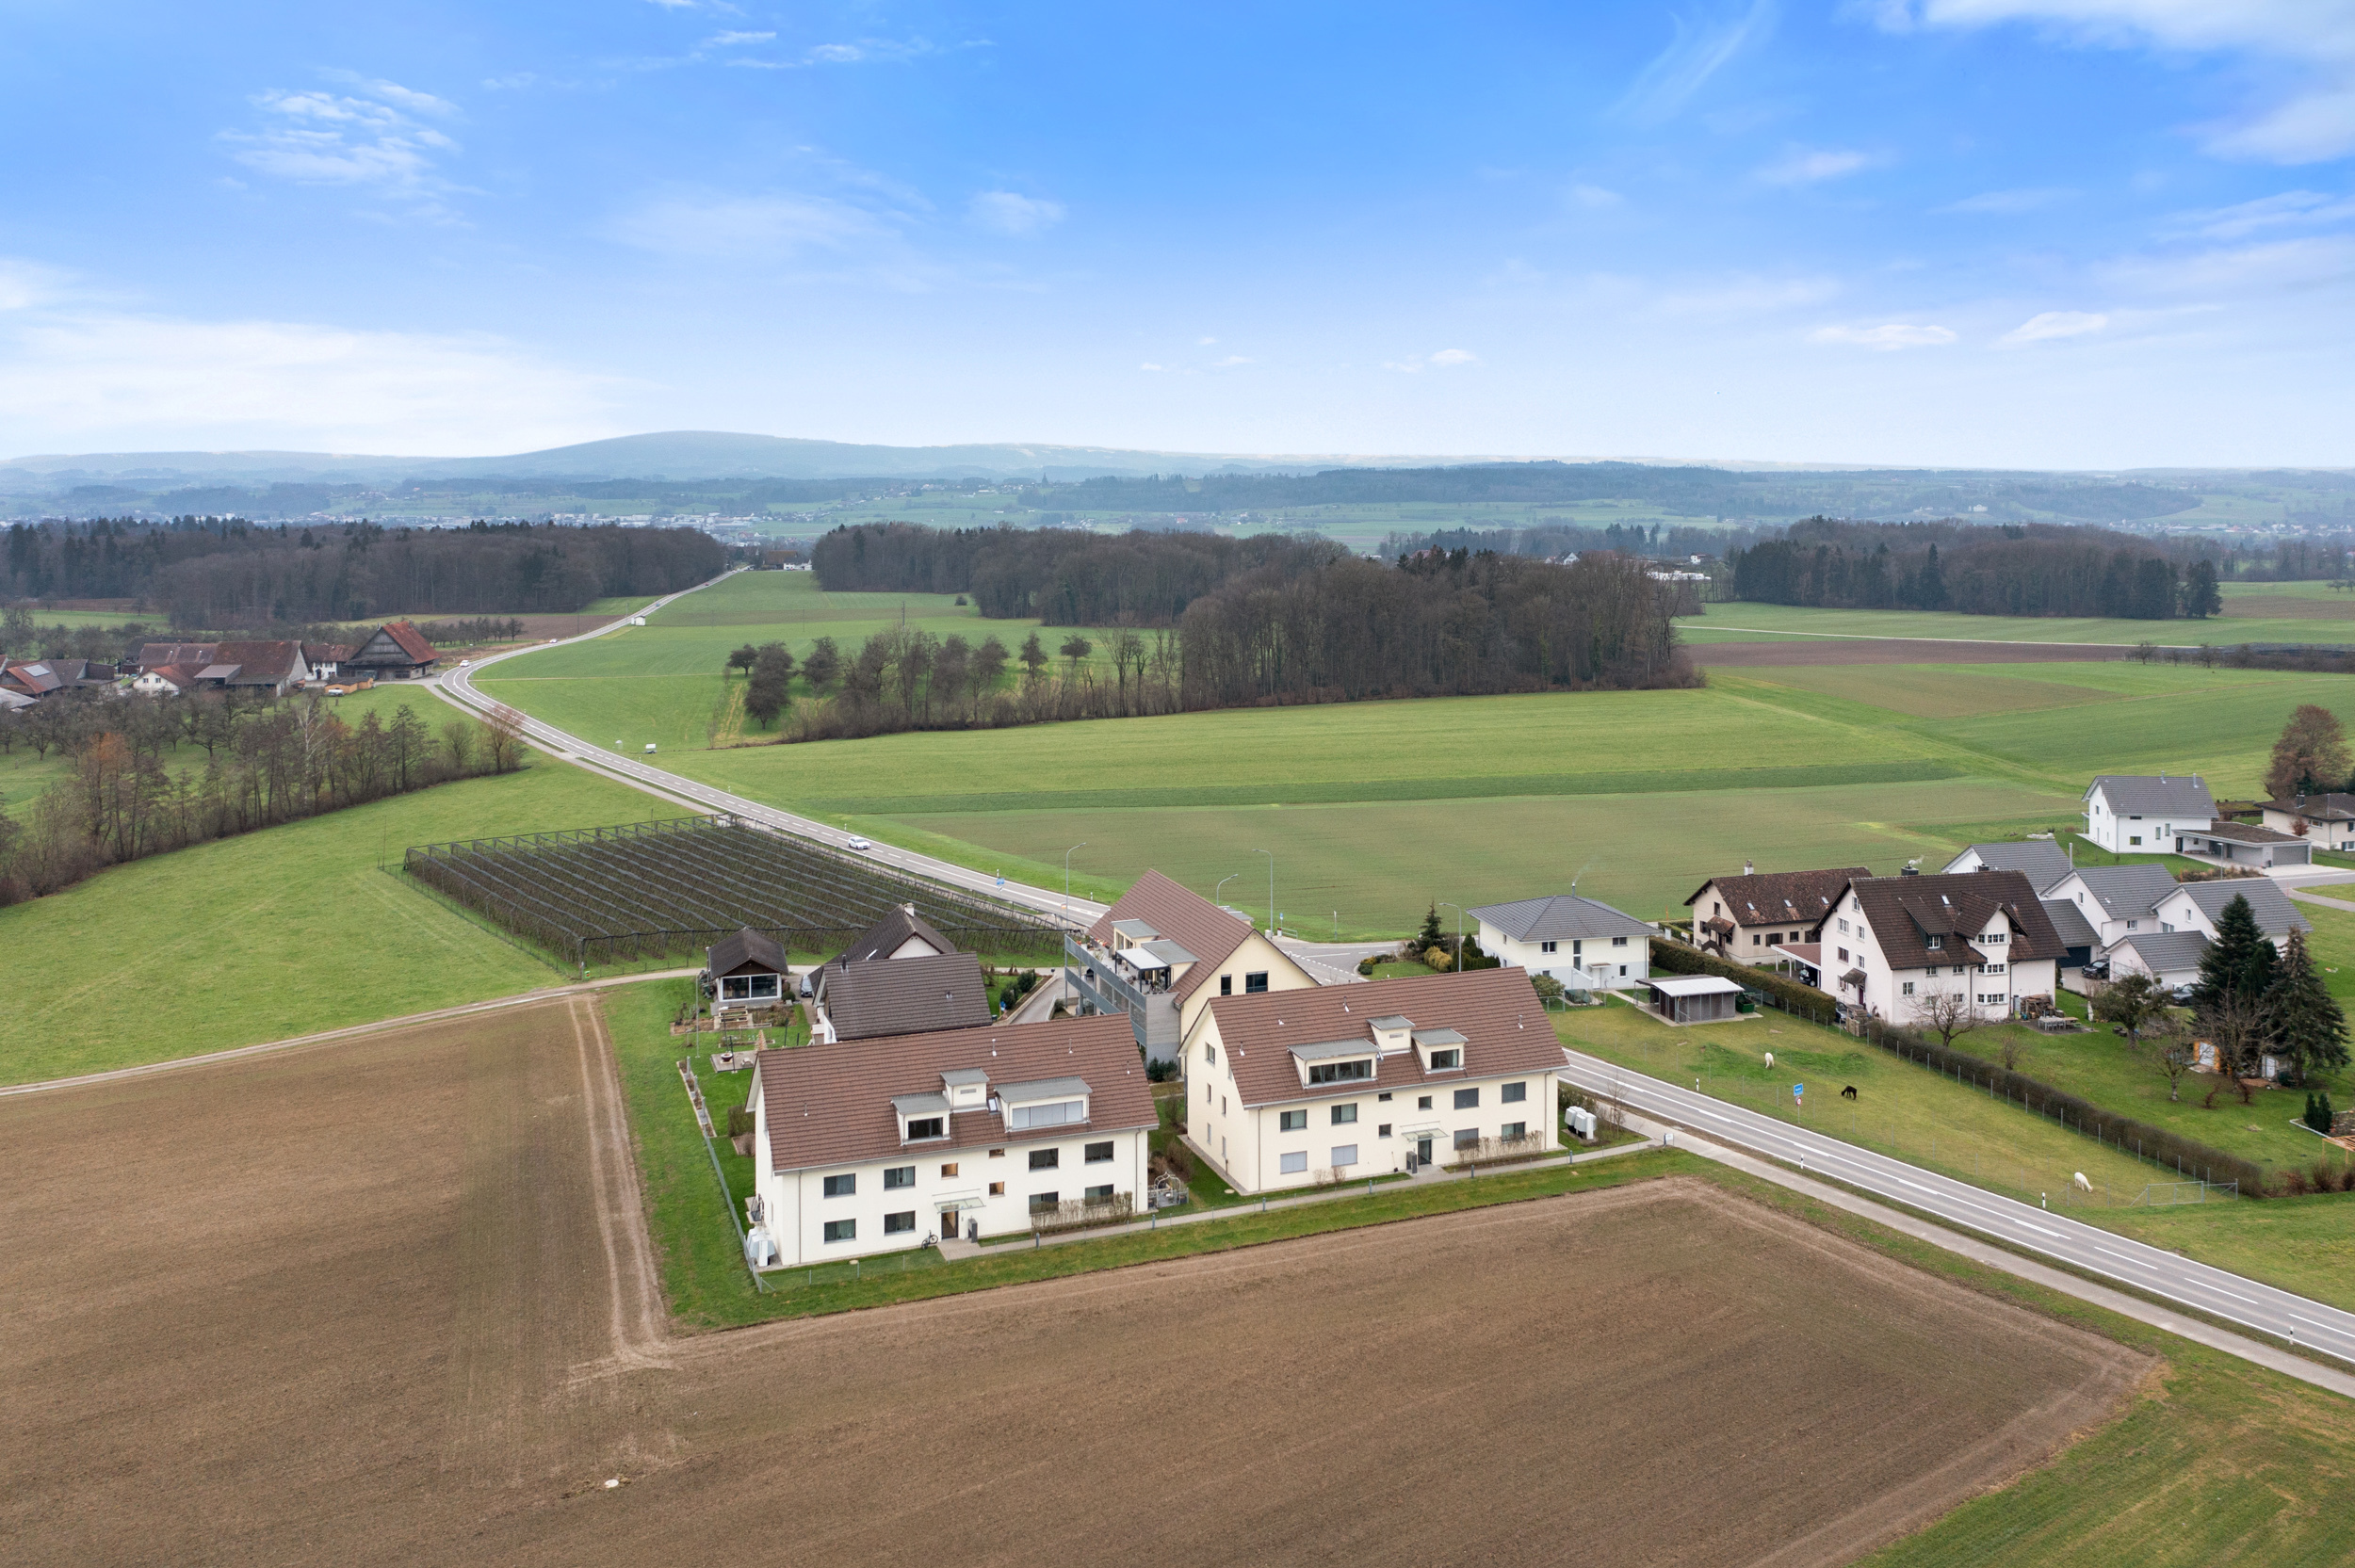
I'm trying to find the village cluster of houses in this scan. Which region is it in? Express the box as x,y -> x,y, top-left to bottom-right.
713,770 -> 2325,1269
0,622 -> 440,710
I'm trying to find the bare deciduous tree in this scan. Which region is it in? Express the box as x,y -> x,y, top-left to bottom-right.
1911,989 -> 1990,1053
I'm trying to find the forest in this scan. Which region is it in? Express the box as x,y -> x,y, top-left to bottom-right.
2,517 -> 725,625
1727,519 -> 2222,620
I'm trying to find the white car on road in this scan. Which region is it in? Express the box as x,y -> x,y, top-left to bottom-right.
846,836 -> 873,851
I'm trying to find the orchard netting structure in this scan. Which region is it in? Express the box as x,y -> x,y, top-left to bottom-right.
404,815 -> 1061,971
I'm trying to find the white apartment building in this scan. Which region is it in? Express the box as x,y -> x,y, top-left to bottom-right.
1825,870 -> 2066,1024
1184,967 -> 1564,1194
743,1014 -> 1155,1265
1467,893 -> 1652,990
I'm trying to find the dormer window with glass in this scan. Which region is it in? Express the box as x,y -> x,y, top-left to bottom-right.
941,1067 -> 990,1109
891,1092 -> 952,1142
1291,1039 -> 1378,1087
1413,1027 -> 1468,1072
996,1077 -> 1092,1131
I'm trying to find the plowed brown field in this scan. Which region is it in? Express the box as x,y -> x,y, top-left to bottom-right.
2,998 -> 2147,1568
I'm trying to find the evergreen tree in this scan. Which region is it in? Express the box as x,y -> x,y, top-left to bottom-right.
1417,902 -> 1445,949
1912,543 -> 1947,608
2180,559 -> 2223,618
2194,892 -> 2275,1010
2266,928 -> 2348,1084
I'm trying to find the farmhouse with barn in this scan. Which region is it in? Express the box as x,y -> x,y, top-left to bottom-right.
1182,967 -> 1562,1194
342,622 -> 440,680
1065,870 -> 1315,1065
742,1013 -> 1154,1265
1467,893 -> 1652,990
1825,870 -> 2066,1023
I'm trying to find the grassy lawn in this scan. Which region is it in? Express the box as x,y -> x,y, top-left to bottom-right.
1558,998 -> 2163,1205
0,756 -> 690,1083
2095,1188 -> 2355,1317
1681,596 -> 2355,648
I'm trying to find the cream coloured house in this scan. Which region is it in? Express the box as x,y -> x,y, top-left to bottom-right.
1067,869 -> 1317,1065
1826,870 -> 2066,1024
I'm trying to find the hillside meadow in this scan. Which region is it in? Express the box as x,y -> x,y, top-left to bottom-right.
1679,581 -> 2355,648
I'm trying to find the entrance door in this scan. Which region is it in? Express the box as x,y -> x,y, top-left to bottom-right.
1416,1137 -> 1433,1168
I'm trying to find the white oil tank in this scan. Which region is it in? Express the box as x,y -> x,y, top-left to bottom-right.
744,1225 -> 779,1268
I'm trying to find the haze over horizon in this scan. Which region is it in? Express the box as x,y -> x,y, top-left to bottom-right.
5,2 -> 2352,470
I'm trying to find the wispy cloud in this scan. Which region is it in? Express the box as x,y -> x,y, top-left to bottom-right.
1757,146 -> 1881,186
2168,189 -> 2355,240
1866,1 -> 2355,164
707,30 -> 774,46
1616,0 -> 1778,124
967,190 -> 1064,236
219,75 -> 464,215
1999,309 -> 2109,345
1384,348 -> 1479,372
1569,183 -> 1624,209
1808,321 -> 1957,349
607,192 -> 891,257
1938,186 -> 2072,214
727,37 -> 947,70
2098,234 -> 2355,296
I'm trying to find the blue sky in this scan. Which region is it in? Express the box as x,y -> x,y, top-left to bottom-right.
2,0 -> 2351,467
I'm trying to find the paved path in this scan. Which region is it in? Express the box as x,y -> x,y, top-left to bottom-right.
1616,1108 -> 2355,1400
0,970 -> 701,1099
2290,888 -> 2355,913
427,569 -> 1113,930
1555,1046 -> 2355,1383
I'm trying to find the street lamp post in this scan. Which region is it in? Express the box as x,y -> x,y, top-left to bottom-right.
1215,872 -> 1239,912
1437,901 -> 1465,972
1253,849 -> 1275,936
1063,843 -> 1087,927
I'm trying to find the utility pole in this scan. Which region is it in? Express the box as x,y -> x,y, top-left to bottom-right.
1438,902 -> 1464,971
1254,849 -> 1275,936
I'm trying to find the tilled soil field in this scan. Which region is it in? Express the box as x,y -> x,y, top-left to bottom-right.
4,1002 -> 2147,1568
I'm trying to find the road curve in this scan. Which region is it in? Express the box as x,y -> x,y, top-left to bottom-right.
425,569 -> 1112,929
1558,1043 -> 2355,1371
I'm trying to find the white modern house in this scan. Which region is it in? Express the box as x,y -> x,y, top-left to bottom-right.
1826,870 -> 2067,1023
2108,932 -> 2209,991
1183,967 -> 1563,1194
2153,878 -> 2313,951
743,1014 -> 1155,1265
1467,894 -> 1652,990
2083,774 -> 2215,853
1067,869 -> 1317,1065
2040,865 -> 2180,953
2261,793 -> 2355,852
1940,839 -> 2073,884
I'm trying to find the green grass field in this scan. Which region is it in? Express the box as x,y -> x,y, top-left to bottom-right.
1681,584 -> 2355,648
0,757 -> 689,1084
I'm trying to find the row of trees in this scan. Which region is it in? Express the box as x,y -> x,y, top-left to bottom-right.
811,523 -> 1305,624
4,517 -> 724,626
1727,520 -> 2222,620
0,688 -> 523,906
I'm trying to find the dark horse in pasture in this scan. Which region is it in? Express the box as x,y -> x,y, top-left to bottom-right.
1840,1085 -> 1859,1100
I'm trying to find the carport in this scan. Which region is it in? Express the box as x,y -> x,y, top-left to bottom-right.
1647,974 -> 1746,1025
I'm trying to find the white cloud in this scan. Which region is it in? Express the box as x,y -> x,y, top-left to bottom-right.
1139,362 -> 1166,371
1428,348 -> 1478,364
1616,0 -> 1778,123
608,193 -> 890,256
221,77 -> 463,203
967,190 -> 1064,235
1868,1 -> 2355,163
1197,335 -> 1218,345
1383,348 -> 1479,372
2000,310 -> 2109,344
1809,321 -> 1958,349
708,31 -> 776,46
2170,189 -> 2355,239
1569,183 -> 1624,208
0,298 -> 615,453
1938,186 -> 2072,213
1211,354 -> 1255,367
2099,234 -> 2355,295
1757,146 -> 1880,186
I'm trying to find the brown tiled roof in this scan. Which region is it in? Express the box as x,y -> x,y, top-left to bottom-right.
706,926 -> 788,978
2190,817 -> 2305,846
1684,867 -> 1870,927
833,905 -> 957,965
1850,870 -> 2065,971
209,640 -> 304,683
383,621 -> 438,662
1210,967 -> 1559,1109
137,641 -> 217,671
2269,793 -> 2355,823
1086,869 -> 1263,1004
824,950 -> 993,1041
303,642 -> 354,664
756,1014 -> 1151,1172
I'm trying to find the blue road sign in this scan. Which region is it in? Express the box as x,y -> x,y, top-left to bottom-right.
1793,1083 -> 1804,1099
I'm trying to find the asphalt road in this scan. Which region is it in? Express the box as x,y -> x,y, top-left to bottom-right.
427,569 -> 1114,930
1556,1043 -> 2355,1370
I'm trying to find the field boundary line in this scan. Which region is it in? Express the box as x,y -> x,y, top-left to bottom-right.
1627,1108 -> 2355,1399
0,971 -> 699,1099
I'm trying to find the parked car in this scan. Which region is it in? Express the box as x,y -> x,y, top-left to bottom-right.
846,836 -> 873,851
2168,982 -> 2197,1004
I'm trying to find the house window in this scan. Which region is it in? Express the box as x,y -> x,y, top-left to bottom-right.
1426,1048 -> 1462,1070
1378,1123 -> 1392,1137
1331,1144 -> 1358,1168
1454,1087 -> 1479,1109
1418,1095 -> 1434,1109
1377,1091 -> 1392,1102
1084,1184 -> 1113,1202
988,1181 -> 1005,1196
2129,835 -> 2142,847
822,1173 -> 855,1198
1540,940 -> 1557,954
989,1148 -> 1005,1157
1613,936 -> 1629,947
885,1210 -> 916,1235
1838,918 -> 1850,934
1901,981 -> 1916,996
1752,933 -> 1763,946
1837,947 -> 1849,962
1245,972 -> 1270,994
823,1219 -> 855,1243
1502,1081 -> 1527,1104
1984,931 -> 2006,945
1084,1140 -> 1113,1163
1203,1043 -> 1218,1064
1982,962 -> 2006,975
941,1163 -> 959,1178
1454,1129 -> 1480,1151
1502,1121 -> 1526,1140
1925,936 -> 1944,950
1029,1148 -> 1059,1170
1307,1059 -> 1373,1084
905,1116 -> 945,1140
1279,1108 -> 1307,1131
1220,975 -> 1232,995
2127,920 -> 2139,931
885,1165 -> 916,1189
1029,1192 -> 1060,1212
1281,1151 -> 1307,1174
1331,1104 -> 1358,1125
1007,1099 -> 1084,1130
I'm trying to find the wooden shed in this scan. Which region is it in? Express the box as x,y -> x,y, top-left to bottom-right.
1647,974 -> 1745,1024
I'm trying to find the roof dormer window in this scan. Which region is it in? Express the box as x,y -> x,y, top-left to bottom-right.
1413,1027 -> 1468,1072
1307,1059 -> 1374,1084
1925,935 -> 1944,950
997,1076 -> 1091,1130
891,1091 -> 952,1142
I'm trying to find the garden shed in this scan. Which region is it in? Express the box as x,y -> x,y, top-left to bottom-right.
706,927 -> 790,1010
1647,974 -> 1745,1025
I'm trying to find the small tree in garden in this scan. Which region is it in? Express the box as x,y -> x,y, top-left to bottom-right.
1417,902 -> 1445,950
1912,990 -> 1988,1054
2193,894 -> 2276,1014
2093,973 -> 2175,1055
2159,1035 -> 2199,1101
2265,703 -> 2352,801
